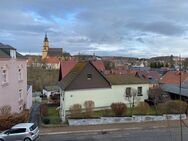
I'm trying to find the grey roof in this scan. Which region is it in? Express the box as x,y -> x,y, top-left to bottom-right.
44,86 -> 60,91
0,49 -> 10,58
161,84 -> 188,97
0,43 -> 16,50
48,48 -> 63,57
0,43 -> 25,59
60,61 -> 88,90
182,77 -> 188,89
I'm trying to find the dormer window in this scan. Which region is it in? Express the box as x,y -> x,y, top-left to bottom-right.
87,74 -> 92,80
10,49 -> 16,59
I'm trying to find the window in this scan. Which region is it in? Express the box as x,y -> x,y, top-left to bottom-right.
125,87 -> 131,97
29,123 -> 37,131
8,128 -> 26,134
137,87 -> 143,96
87,74 -> 92,80
19,89 -> 23,101
18,65 -> 23,81
1,66 -> 8,84
10,50 -> 16,59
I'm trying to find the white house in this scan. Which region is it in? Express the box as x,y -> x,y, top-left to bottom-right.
59,61 -> 149,121
42,86 -> 60,103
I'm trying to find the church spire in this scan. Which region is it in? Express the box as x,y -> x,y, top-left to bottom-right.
44,33 -> 48,42
42,33 -> 49,62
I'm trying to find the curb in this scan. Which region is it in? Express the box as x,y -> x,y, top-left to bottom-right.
40,125 -> 167,136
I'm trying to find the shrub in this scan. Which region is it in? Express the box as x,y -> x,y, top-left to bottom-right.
0,110 -> 29,130
111,102 -> 127,116
134,102 -> 150,115
157,103 -> 167,114
157,100 -> 187,114
166,100 -> 187,114
69,104 -> 82,118
0,105 -> 11,116
42,117 -> 50,124
84,100 -> 95,118
40,104 -> 48,117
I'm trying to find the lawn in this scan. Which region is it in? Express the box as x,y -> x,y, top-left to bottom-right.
47,106 -> 61,124
75,106 -> 159,118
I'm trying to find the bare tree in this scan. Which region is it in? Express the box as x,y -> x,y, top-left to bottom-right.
124,88 -> 141,116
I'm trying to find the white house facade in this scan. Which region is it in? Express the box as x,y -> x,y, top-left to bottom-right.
60,84 -> 149,121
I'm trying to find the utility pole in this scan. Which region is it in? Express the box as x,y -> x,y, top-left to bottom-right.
179,55 -> 183,141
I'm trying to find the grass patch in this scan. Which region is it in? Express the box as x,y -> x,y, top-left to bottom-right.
93,106 -> 158,117
47,106 -> 61,124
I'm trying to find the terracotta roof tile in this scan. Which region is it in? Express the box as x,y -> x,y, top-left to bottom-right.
160,71 -> 188,85
46,57 -> 60,64
60,60 -> 105,78
60,60 -> 77,78
91,60 -> 105,72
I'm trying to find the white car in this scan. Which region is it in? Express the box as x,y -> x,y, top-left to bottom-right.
0,123 -> 39,141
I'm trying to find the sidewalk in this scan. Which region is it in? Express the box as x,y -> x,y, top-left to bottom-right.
40,119 -> 187,135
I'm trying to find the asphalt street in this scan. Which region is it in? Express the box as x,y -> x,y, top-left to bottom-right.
40,127 -> 188,141
28,103 -> 40,126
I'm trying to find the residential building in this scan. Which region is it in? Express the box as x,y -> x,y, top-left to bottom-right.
136,70 -> 161,87
59,61 -> 149,121
0,43 -> 30,113
160,71 -> 188,101
45,56 -> 60,70
27,85 -> 32,109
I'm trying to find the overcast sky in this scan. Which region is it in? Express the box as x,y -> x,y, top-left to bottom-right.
1,0 -> 188,58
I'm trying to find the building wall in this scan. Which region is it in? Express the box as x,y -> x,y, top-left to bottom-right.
61,84 -> 149,120
0,58 -> 27,113
26,85 -> 32,109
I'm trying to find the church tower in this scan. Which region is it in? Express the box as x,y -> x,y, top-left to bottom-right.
41,33 -> 49,62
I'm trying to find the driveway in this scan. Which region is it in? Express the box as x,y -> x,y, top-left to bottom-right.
28,103 -> 40,126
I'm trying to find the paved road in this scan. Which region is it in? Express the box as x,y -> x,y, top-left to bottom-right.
28,103 -> 40,126
40,127 -> 188,141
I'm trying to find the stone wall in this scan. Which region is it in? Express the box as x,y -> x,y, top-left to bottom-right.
68,114 -> 187,126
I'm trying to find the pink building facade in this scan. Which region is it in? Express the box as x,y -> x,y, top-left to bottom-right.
0,44 -> 28,113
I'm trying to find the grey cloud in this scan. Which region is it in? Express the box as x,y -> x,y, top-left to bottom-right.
0,0 -> 188,57
127,21 -> 184,36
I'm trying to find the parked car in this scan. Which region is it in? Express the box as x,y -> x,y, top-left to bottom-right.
0,123 -> 39,141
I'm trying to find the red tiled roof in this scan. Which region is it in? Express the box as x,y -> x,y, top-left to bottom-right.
145,71 -> 161,79
60,60 -> 77,78
127,70 -> 137,76
91,60 -> 105,72
60,60 -> 106,78
46,57 -> 60,64
160,71 -> 188,85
